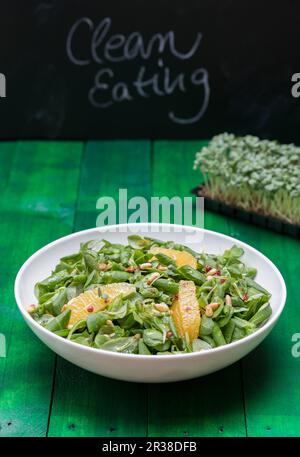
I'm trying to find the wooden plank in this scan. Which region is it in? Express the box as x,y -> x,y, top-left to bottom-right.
228,219 -> 300,436
0,142 -> 15,192
0,141 -> 16,391
148,140 -> 246,437
75,140 -> 152,230
48,140 -> 151,437
0,141 -> 83,437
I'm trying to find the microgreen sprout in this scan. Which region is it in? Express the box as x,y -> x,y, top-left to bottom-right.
194,133 -> 300,225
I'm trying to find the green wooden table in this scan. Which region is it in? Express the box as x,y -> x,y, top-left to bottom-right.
0,140 -> 299,437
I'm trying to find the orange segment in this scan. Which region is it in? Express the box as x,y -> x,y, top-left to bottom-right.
150,247 -> 197,268
64,283 -> 135,327
171,280 -> 200,343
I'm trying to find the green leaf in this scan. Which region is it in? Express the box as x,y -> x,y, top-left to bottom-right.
97,323 -> 125,337
83,270 -> 100,289
154,253 -> 176,267
66,285 -> 83,301
54,329 -> 69,338
222,320 -> 236,344
212,303 -> 224,319
106,296 -> 128,319
87,312 -> 110,333
34,313 -> 54,326
153,279 -> 179,295
231,317 -> 255,335
43,287 -> 67,316
217,305 -> 234,327
231,326 -> 246,342
67,319 -> 87,340
200,335 -> 216,347
139,286 -> 160,299
143,329 -> 171,352
222,245 -> 244,262
44,309 -> 71,332
94,333 -> 111,348
245,278 -> 271,295
138,339 -> 151,355
118,313 -> 136,329
200,315 -> 214,336
249,302 -> 272,327
212,323 -> 226,346
192,339 -> 212,351
133,250 -> 152,265
177,265 -> 205,285
246,267 -> 257,278
128,235 -> 151,249
100,336 -> 139,354
35,270 -> 72,299
100,271 -> 131,284
70,331 -> 93,347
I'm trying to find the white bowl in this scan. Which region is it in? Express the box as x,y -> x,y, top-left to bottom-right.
15,223 -> 286,383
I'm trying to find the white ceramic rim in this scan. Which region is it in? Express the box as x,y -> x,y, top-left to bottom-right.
14,223 -> 287,360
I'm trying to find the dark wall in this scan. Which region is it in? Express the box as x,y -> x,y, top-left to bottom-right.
0,0 -> 299,141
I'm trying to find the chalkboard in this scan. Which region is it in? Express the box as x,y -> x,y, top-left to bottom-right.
0,0 -> 300,141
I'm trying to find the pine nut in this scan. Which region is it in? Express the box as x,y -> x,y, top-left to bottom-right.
225,294 -> 232,306
154,303 -> 170,313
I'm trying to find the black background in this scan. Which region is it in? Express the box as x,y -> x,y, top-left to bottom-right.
0,0 -> 299,141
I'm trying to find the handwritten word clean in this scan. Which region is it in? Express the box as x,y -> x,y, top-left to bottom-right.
66,17 -> 209,124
